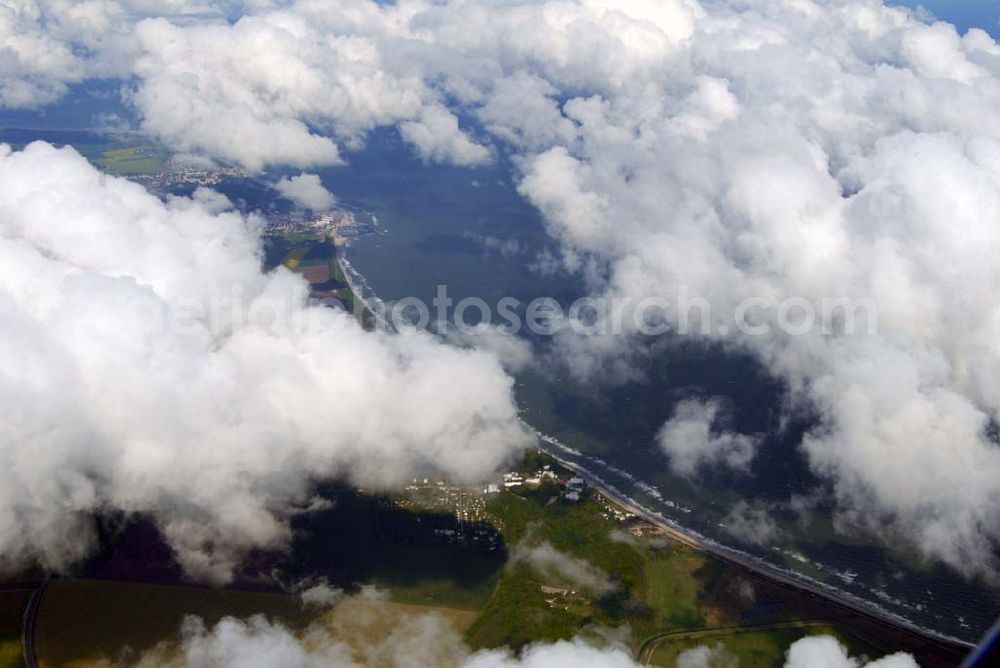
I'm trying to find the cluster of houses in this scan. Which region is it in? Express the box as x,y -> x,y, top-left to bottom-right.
499,465 -> 559,489
265,211 -> 348,236
497,464 -> 559,491
594,492 -> 633,522
493,466 -> 589,503
564,476 -> 586,502
397,478 -> 503,551
539,584 -> 587,610
266,211 -> 375,244
134,165 -> 244,189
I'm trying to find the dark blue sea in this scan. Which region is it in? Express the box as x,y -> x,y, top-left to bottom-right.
320,131 -> 999,644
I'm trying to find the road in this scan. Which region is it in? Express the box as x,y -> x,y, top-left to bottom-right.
20,575 -> 49,668
541,450 -> 975,658
333,245 -> 391,331
636,619 -> 868,665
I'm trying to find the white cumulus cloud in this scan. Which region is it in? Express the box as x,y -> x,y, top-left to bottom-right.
0,141 -> 530,581
509,540 -> 617,595
657,398 -> 761,477
134,592 -> 641,668
275,173 -> 336,212
2,0 -> 1000,584
783,635 -> 918,668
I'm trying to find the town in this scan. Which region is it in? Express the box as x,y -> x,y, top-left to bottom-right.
128,164 -> 246,190
264,209 -> 377,244
388,457 -> 668,552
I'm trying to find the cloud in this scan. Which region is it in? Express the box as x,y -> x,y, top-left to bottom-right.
134,591 -> 640,667
445,324 -> 534,374
129,15 -> 346,172
275,173 -> 336,212
297,581 -> 344,609
608,528 -> 671,552
657,399 -> 761,477
0,141 -> 530,581
2,0 -> 700,168
681,636 -> 918,668
509,540 -> 617,595
395,0 -> 1000,581
0,0 -> 235,109
0,2 -> 83,108
466,639 -> 638,668
3,0 -> 1000,584
720,501 -> 782,547
783,636 -> 918,668
399,105 -> 491,167
135,616 -> 358,668
126,5 -> 491,170
676,643 -> 737,668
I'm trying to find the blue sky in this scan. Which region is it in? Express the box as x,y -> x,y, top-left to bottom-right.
891,1 -> 999,37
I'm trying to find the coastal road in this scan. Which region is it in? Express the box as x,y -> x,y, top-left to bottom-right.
543,451 -> 975,658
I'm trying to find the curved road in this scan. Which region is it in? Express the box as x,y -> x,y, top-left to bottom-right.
638,619 -> 857,665
21,575 -> 49,668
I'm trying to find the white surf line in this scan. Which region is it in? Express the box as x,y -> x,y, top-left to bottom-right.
529,425 -> 974,649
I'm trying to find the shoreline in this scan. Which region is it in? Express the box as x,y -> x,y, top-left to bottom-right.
536,442 -> 976,654
332,243 -> 393,332
331,245 -> 980,653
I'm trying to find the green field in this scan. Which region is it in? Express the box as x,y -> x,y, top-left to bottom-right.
461,455 -> 923,665
281,245 -> 311,270
0,452 -> 967,666
94,146 -> 167,175
643,552 -> 708,629
265,234 -> 369,325
0,131 -> 168,179
466,479 -> 715,651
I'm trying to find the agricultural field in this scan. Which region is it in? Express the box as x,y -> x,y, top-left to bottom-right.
465,483 -> 718,652
94,145 -> 167,175
0,130 -> 169,178
643,551 -> 710,629
461,454 -> 961,666
265,233 -> 364,319
0,129 -> 112,164
4,452 -> 969,667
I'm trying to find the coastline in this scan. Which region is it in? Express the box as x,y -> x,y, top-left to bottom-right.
332,243 -> 393,332
534,437 -> 976,653
333,245 -> 982,651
